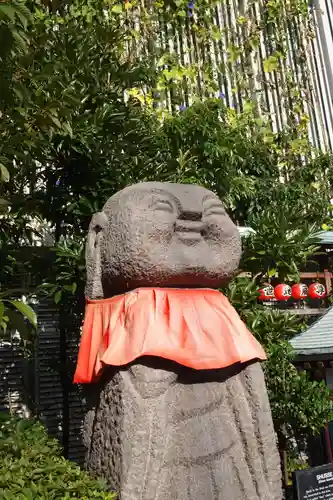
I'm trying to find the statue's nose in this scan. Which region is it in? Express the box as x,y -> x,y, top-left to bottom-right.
178,209 -> 202,221
175,218 -> 205,234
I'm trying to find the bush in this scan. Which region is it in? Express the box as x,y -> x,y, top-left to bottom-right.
0,413 -> 116,499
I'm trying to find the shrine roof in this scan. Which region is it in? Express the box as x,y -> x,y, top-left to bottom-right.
290,306 -> 333,355
317,231 -> 333,245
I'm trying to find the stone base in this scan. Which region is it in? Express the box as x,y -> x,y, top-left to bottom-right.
83,358 -> 282,500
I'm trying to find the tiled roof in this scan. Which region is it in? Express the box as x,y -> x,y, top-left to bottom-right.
290,306 -> 333,355
316,231 -> 333,245
237,226 -> 256,238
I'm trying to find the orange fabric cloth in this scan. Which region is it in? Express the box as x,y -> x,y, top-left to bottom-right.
73,288 -> 266,384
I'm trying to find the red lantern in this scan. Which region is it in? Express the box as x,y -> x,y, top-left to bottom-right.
274,284 -> 292,301
308,282 -> 326,299
291,283 -> 308,300
258,285 -> 275,301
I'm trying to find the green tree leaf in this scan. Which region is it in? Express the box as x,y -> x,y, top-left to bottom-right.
5,308 -> 30,340
0,4 -> 16,22
0,301 -> 4,325
7,300 -> 37,328
0,163 -> 10,182
111,5 -> 123,13
54,290 -> 62,304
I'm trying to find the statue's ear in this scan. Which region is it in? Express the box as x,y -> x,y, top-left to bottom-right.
85,212 -> 108,299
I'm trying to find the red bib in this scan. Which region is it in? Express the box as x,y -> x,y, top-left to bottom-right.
73,288 -> 266,384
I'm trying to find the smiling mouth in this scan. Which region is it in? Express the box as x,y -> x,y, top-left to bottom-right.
176,231 -> 203,243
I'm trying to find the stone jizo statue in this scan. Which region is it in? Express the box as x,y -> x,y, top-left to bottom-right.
74,182 -> 282,500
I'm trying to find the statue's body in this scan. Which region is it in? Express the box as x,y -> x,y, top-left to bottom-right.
77,182 -> 282,500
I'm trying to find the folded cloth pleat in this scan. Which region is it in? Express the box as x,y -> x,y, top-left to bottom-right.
73,287 -> 266,384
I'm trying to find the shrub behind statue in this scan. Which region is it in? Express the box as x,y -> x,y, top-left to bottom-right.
0,412 -> 116,499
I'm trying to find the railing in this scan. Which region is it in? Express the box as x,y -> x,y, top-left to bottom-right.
308,0 -> 333,151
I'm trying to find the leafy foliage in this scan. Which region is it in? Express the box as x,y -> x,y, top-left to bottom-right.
39,237 -> 85,305
241,210 -> 322,281
0,1 -> 38,339
0,413 -> 116,499
0,0 -> 332,482
265,340 -> 332,439
0,1 -> 33,110
0,238 -> 37,341
0,0 -> 158,241
148,100 -> 332,225
0,289 -> 36,341
225,273 -> 333,445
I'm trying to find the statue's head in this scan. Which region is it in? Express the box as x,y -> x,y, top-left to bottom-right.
85,182 -> 241,298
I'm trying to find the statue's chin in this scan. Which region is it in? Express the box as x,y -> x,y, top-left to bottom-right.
101,245 -> 238,296
101,270 -> 233,297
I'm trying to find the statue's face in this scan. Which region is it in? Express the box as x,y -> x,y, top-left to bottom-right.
87,182 -> 241,296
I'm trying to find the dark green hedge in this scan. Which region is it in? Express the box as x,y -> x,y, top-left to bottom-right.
0,413 -> 116,499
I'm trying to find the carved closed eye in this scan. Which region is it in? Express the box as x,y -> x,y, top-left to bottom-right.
203,202 -> 226,218
152,200 -> 175,213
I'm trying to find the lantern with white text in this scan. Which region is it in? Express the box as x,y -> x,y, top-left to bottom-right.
308,282 -> 326,299
258,285 -> 275,301
291,283 -> 308,300
274,284 -> 292,301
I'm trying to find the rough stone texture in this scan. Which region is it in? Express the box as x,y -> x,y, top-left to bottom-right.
85,182 -> 242,298
84,359 -> 281,500
82,182 -> 282,499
